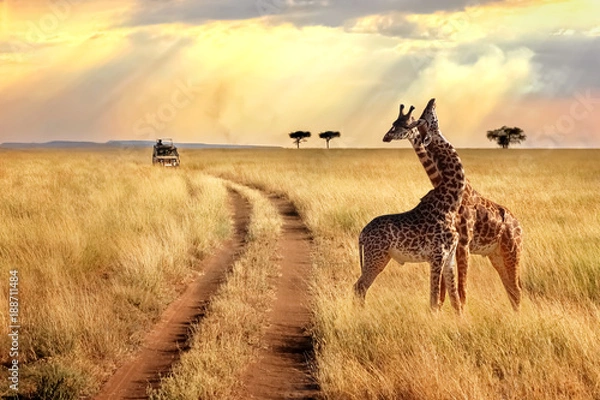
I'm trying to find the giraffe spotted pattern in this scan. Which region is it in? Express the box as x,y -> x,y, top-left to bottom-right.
355,100 -> 466,313
411,101 -> 523,311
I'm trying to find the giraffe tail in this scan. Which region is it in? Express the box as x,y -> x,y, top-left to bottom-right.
359,242 -> 365,272
353,242 -> 366,300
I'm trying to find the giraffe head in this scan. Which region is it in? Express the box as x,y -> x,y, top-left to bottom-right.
417,98 -> 439,138
383,103 -> 427,144
398,98 -> 439,147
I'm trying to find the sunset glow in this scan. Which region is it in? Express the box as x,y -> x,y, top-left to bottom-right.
1,0 -> 599,147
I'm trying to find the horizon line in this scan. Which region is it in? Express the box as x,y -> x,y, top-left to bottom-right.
0,140 -> 598,151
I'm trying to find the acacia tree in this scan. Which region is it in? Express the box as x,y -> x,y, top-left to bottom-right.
289,131 -> 311,149
319,131 -> 341,149
487,126 -> 526,149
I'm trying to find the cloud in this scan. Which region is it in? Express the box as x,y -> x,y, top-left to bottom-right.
0,30 -> 193,141
522,35 -> 600,97
124,0 -> 260,27
1,0 -> 599,148
124,0 -> 493,28
344,12 -> 419,37
401,44 -> 535,147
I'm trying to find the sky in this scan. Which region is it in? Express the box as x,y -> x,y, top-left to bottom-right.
0,0 -> 599,148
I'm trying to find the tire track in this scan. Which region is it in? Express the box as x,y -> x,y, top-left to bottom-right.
94,188 -> 250,400
238,193 -> 320,399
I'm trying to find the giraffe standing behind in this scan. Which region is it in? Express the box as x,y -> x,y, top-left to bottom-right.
355,101 -> 465,313
400,99 -> 523,311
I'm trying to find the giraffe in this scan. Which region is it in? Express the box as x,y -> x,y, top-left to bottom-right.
354,101 -> 466,314
389,98 -> 523,311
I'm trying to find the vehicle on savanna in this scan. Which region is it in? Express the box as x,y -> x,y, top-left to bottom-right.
152,138 -> 180,167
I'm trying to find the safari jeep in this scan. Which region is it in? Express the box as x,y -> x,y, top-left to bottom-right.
152,138 -> 180,167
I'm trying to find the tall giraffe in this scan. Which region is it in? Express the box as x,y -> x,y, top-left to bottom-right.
397,99 -> 523,310
355,102 -> 466,313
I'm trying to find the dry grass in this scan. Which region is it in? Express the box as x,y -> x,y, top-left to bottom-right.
0,150 -> 230,398
1,147 -> 599,399
190,148 -> 600,400
149,181 -> 282,400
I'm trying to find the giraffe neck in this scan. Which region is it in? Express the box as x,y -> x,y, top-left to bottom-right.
422,127 -> 465,212
410,129 -> 442,188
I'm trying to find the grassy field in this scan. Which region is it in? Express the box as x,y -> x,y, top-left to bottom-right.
1,148 -> 599,399
0,150 -> 231,397
193,148 -> 600,399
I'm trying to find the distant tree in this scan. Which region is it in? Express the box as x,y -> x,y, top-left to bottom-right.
486,126 -> 526,149
319,131 -> 341,149
289,131 -> 311,149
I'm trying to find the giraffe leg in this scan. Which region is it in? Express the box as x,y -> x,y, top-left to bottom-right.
488,250 -> 520,311
430,249 -> 461,314
487,216 -> 523,311
456,206 -> 474,307
488,213 -> 523,312
456,242 -> 470,307
353,244 -> 391,302
429,258 -> 443,312
442,249 -> 462,314
439,275 -> 447,305
487,242 -> 520,313
504,219 -> 523,311
439,243 -> 469,307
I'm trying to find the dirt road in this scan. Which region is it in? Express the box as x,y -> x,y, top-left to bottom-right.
95,186 -> 319,399
237,194 -> 319,399
95,189 -> 250,399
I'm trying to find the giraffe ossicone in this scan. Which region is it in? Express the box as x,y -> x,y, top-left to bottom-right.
384,102 -> 431,146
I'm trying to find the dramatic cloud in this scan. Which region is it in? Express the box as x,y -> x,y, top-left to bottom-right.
124,0 -> 494,28
0,0 -> 599,147
524,35 -> 600,97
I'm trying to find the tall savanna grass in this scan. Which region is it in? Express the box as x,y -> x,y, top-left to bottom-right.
1,148 -> 598,399
0,150 -> 230,398
189,148 -> 600,399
